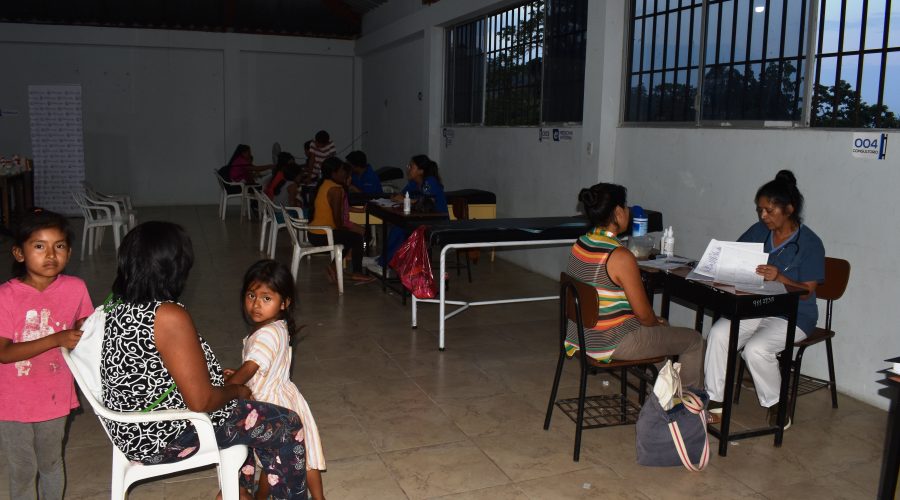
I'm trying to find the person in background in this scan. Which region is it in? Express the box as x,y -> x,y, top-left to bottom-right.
705,170 -> 824,429
308,158 -> 375,284
306,131 -> 335,184
567,183 -> 704,384
264,152 -> 303,208
379,155 -> 449,267
227,144 -> 273,185
346,151 -> 382,194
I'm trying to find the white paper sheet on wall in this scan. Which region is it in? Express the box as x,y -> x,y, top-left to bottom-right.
28,85 -> 84,216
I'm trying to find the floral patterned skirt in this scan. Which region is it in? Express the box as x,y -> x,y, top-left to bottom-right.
148,400 -> 307,499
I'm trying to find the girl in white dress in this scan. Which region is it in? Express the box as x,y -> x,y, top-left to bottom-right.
225,259 -> 326,500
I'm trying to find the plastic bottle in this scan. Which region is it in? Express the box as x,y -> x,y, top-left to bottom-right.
631,205 -> 648,237
403,192 -> 411,214
662,226 -> 675,258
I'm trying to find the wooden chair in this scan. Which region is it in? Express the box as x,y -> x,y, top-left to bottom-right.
448,196 -> 476,282
734,257 -> 850,419
544,272 -> 664,461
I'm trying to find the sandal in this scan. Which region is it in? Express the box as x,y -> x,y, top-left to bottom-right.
350,272 -> 376,283
707,401 -> 723,425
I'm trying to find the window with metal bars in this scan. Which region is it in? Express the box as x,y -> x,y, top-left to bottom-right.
812,0 -> 899,128
444,0 -> 587,126
625,0 -> 899,128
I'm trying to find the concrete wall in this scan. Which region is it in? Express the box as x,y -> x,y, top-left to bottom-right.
0,23 -> 355,205
615,127 -> 899,409
360,0 -> 898,409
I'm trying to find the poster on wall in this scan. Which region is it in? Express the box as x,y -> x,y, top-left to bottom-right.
28,84 -> 84,215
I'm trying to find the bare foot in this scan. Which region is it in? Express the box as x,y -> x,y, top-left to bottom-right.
324,264 -> 337,283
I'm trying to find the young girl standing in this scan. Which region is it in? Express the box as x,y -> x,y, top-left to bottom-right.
0,210 -> 93,500
225,259 -> 326,500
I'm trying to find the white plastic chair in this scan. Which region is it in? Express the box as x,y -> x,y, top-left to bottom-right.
60,348 -> 248,500
82,182 -> 137,229
282,207 -> 344,294
213,168 -> 252,221
72,192 -> 130,261
253,189 -> 302,258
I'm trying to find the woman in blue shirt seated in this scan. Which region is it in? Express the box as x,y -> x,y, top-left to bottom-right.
705,170 -> 825,427
378,155 -> 448,268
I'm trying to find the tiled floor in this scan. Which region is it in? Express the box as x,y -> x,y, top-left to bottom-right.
0,205 -> 891,499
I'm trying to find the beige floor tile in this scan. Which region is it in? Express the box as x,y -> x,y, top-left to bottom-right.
759,471 -> 875,499
381,441 -> 510,499
0,207 -> 889,500
323,454 -> 409,500
428,483 -> 530,500
473,427 -> 602,482
514,467 -> 650,500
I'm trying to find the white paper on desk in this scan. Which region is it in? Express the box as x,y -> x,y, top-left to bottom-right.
372,198 -> 396,207
735,281 -> 788,295
694,239 -> 763,277
639,259 -> 685,271
715,245 -> 768,286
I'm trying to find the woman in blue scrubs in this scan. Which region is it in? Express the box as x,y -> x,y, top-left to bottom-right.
705,170 -> 825,427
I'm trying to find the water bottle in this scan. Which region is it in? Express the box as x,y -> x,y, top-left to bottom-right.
631,205 -> 648,237
403,192 -> 411,214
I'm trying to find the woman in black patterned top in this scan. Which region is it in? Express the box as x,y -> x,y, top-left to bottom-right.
101,222 -> 307,499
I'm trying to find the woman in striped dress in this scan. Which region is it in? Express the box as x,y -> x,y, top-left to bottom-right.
567,183 -> 703,388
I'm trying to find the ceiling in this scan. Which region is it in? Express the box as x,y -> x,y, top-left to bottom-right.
0,0 -> 389,39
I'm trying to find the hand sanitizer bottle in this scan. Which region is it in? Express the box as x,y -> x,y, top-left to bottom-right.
662,226 -> 675,258
403,192 -> 411,214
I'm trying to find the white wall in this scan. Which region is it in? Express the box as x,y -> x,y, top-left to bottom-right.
361,0 -> 898,408
0,23 -> 355,205
361,34 -> 426,168
616,127 -> 900,409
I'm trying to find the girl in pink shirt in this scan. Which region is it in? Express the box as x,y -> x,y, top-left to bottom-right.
0,210 -> 93,500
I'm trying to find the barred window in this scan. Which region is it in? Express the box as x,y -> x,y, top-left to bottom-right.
625,0 -> 900,128
444,0 -> 587,126
812,0 -> 900,127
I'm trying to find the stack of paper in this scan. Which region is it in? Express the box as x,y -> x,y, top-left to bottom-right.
690,239 -> 787,294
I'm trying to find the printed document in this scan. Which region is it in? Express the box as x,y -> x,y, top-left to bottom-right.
691,239 -> 785,292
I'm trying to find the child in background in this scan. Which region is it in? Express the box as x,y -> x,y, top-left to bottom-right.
225,260 -> 326,500
0,210 -> 93,500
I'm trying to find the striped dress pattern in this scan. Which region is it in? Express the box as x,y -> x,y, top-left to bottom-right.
244,320 -> 326,470
564,228 -> 640,362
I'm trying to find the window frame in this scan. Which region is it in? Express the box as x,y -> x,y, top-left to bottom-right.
443,0 -> 588,127
621,0 -> 898,130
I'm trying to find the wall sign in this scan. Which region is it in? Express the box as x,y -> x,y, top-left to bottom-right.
851,132 -> 888,160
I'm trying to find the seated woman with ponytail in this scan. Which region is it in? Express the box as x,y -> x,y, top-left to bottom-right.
568,183 -> 704,386
704,170 -> 824,427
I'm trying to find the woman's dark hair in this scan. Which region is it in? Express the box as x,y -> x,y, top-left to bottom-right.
315,130 -> 330,144
755,169 -> 804,223
11,209 -> 73,278
410,154 -> 442,186
112,221 -> 194,303
578,183 -> 628,228
303,140 -> 312,152
228,144 -> 251,165
241,259 -> 298,342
